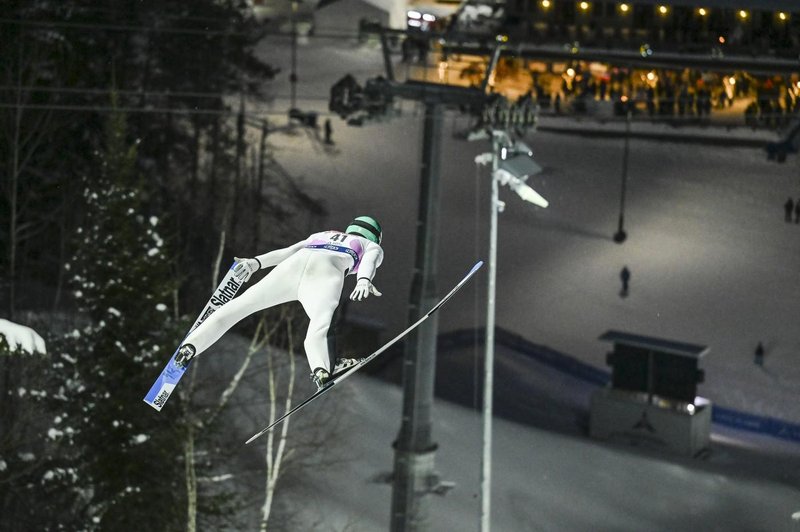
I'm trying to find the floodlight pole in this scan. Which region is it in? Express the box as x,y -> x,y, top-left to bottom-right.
478,127 -> 546,532
391,101 -> 443,532
480,131 -> 503,532
329,32 -> 503,529
289,1 -> 298,110
614,109 -> 632,243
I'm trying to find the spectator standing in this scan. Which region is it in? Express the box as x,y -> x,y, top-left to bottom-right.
620,266 -> 631,298
401,37 -> 413,63
785,197 -> 794,222
677,86 -> 689,116
754,341 -> 764,366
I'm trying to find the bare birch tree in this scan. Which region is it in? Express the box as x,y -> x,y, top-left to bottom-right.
260,317 -> 298,530
2,40 -> 55,318
179,220 -> 303,531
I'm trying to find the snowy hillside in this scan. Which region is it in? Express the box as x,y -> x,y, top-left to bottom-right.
263,102 -> 800,426
248,373 -> 800,532
190,329 -> 800,531
254,10 -> 800,428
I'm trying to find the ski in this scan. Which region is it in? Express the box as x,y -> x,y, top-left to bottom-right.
245,260 -> 484,444
144,261 -> 244,411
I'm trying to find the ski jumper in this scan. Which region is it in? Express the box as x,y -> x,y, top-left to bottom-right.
181,231 -> 384,373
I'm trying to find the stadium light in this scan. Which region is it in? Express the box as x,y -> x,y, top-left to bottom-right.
473,129 -> 547,532
496,146 -> 548,207
614,110 -> 632,243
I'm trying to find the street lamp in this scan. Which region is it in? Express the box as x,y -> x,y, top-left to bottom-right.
495,145 -> 548,208
474,130 -> 547,532
614,109 -> 632,243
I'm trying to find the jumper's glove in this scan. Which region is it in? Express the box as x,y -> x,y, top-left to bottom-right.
233,257 -> 261,282
349,278 -> 382,301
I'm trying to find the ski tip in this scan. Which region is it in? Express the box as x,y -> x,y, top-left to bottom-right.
471,260 -> 484,274
245,431 -> 265,445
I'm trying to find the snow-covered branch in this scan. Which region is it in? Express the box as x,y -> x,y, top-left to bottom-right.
0,319 -> 46,355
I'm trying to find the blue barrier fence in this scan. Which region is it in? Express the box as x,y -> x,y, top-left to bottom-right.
438,328 -> 800,444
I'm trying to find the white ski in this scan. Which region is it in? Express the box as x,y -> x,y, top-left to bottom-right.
144,261 -> 244,411
245,260 -> 484,444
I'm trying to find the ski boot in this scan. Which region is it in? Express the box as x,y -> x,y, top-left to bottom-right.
174,344 -> 196,369
311,368 -> 331,391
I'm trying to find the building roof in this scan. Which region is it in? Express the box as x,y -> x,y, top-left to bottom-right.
628,0 -> 798,10
599,330 -> 709,358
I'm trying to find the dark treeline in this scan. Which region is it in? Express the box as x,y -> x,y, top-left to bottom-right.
1,0 -> 327,320
0,1 -> 326,530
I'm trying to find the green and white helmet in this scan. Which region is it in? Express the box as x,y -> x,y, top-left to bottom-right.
346,215 -> 382,244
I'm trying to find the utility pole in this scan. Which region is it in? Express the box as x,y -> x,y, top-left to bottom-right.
480,131 -> 501,532
328,30 -> 536,530
390,101 -> 443,531
289,0 -> 298,110
614,109 -> 632,243
474,129 -> 547,532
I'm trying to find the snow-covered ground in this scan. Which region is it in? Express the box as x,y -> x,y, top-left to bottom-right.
197,328 -> 800,531
242,373 -> 800,532
176,7 -> 800,528
251,15 -> 800,429
0,319 -> 47,354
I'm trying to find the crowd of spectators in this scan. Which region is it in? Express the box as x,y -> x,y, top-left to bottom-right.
524,65 -> 799,128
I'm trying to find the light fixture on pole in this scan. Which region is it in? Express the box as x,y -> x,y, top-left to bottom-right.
496,143 -> 548,209
474,129 -> 548,532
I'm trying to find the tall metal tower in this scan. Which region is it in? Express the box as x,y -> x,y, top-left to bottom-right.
329,30 -> 537,530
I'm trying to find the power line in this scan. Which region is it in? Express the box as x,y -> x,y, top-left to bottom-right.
0,17 -> 361,40
0,17 -> 254,37
0,85 -> 332,101
12,99 -> 751,128
0,101 -> 336,118
6,4 -> 366,34
10,5 -> 252,26
0,85 -> 229,100
0,101 -> 240,116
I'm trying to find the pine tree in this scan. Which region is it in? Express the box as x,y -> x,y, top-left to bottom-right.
47,96 -> 188,530
0,329 -> 64,531
1,0 -> 280,318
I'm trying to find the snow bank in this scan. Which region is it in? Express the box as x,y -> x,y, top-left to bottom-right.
0,319 -> 46,354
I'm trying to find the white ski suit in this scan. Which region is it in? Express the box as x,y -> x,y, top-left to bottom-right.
182,230 -> 384,373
